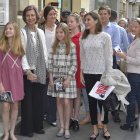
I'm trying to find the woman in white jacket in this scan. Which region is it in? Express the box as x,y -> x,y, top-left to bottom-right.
20,5 -> 48,137
117,18 -> 140,131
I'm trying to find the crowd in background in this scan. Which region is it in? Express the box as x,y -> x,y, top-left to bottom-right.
0,3 -> 140,140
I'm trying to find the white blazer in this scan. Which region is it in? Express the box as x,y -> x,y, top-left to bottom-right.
21,27 -> 48,70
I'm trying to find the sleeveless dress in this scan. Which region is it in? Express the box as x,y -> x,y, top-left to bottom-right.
0,50 -> 24,102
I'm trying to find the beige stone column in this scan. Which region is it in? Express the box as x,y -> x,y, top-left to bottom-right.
72,0 -> 81,13
89,0 -> 95,11
81,0 -> 90,12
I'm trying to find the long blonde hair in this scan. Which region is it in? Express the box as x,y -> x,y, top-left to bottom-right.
0,21 -> 25,56
68,13 -> 82,31
52,22 -> 71,55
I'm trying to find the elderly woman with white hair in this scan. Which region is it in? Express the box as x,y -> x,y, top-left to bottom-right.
118,18 -> 128,29
118,18 -> 134,44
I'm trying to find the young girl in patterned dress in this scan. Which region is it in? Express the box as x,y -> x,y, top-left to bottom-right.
48,22 -> 77,139
0,21 -> 25,140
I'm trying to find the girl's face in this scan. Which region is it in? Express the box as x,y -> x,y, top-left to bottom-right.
132,21 -> 140,37
47,9 -> 57,23
84,15 -> 96,30
56,27 -> 65,42
67,16 -> 79,30
25,9 -> 37,26
5,23 -> 15,38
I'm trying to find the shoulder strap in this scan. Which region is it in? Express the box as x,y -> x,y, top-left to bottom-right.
1,48 -> 11,65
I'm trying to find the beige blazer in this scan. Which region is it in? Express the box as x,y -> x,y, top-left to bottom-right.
127,38 -> 140,74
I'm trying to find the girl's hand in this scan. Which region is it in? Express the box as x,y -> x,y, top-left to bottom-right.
63,76 -> 71,89
48,72 -> 54,88
63,79 -> 70,89
116,51 -> 127,60
80,70 -> 85,86
0,82 -> 5,94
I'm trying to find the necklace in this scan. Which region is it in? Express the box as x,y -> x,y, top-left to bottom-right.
45,24 -> 55,31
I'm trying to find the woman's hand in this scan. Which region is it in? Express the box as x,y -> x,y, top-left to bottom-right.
0,82 -> 5,93
26,71 -> 37,82
116,51 -> 127,60
63,76 -> 71,89
80,70 -> 85,86
49,79 -> 54,88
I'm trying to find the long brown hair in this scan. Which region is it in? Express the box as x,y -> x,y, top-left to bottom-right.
82,11 -> 102,39
52,22 -> 71,55
0,21 -> 25,56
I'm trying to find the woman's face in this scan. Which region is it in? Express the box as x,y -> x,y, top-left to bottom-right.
46,9 -> 57,23
56,27 -> 65,42
25,9 -> 37,26
80,12 -> 86,21
67,16 -> 79,31
84,15 -> 96,31
5,23 -> 15,38
118,20 -> 126,29
132,21 -> 140,37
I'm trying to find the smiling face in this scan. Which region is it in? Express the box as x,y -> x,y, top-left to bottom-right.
25,9 -> 37,26
56,27 -> 66,42
47,9 -> 57,23
132,20 -> 140,37
118,20 -> 127,29
98,9 -> 110,25
5,23 -> 15,38
84,15 -> 97,31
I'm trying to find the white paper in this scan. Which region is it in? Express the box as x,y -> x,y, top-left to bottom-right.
89,81 -> 115,100
114,45 -> 122,52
